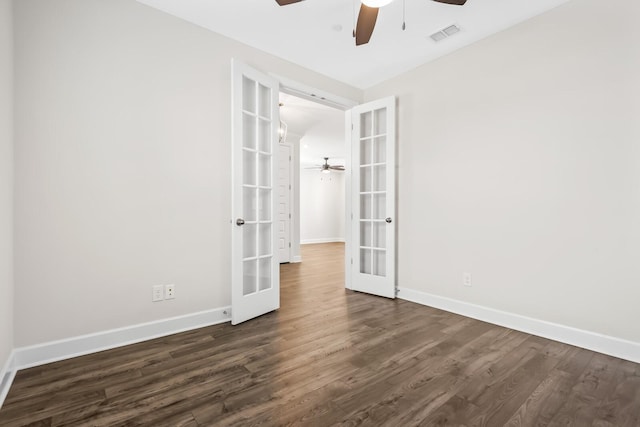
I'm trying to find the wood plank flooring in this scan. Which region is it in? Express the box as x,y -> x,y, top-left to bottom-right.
1,242 -> 639,426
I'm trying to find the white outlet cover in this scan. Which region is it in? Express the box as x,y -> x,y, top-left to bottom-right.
152,285 -> 164,302
165,284 -> 175,300
463,273 -> 472,287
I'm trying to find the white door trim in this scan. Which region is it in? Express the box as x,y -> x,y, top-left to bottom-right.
344,109 -> 353,290
272,73 -> 359,111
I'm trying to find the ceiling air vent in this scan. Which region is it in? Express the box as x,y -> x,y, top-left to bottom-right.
430,24 -> 461,42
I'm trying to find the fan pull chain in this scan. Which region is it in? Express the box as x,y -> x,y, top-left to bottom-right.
402,0 -> 406,30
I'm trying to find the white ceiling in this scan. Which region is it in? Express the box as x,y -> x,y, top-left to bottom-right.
137,0 -> 569,89
279,93 -> 345,166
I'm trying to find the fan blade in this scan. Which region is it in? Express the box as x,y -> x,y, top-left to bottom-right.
275,0 -> 303,5
329,166 -> 345,170
355,4 -> 379,46
432,0 -> 467,5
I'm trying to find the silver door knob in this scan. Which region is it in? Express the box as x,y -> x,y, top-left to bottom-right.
236,218 -> 245,226
385,217 -> 392,223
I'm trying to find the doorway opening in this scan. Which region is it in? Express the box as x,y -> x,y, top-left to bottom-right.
278,93 -> 347,271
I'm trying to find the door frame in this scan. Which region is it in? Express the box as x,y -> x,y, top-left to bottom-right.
344,109 -> 354,290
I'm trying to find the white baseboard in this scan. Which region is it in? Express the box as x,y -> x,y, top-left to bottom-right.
12,307 -> 231,372
300,238 -> 345,245
398,287 -> 640,364
1,307 -> 231,408
0,350 -> 16,409
292,256 -> 302,263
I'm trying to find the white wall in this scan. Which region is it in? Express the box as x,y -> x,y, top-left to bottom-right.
300,168 -> 345,244
0,0 -> 14,374
13,0 -> 361,347
365,0 -> 640,342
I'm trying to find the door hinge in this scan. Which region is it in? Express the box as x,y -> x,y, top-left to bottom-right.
289,155 -> 291,161
351,258 -> 353,265
289,242 -> 291,248
351,213 -> 353,220
289,184 -> 291,190
289,213 -> 291,219
351,123 -> 354,130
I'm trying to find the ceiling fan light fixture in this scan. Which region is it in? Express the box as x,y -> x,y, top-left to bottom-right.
361,0 -> 393,8
321,168 -> 331,174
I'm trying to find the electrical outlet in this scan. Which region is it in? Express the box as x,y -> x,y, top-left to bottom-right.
152,285 -> 164,302
463,272 -> 472,287
165,284 -> 175,300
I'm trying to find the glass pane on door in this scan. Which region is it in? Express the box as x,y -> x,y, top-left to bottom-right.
242,77 -> 256,114
258,84 -> 271,119
243,224 -> 257,259
374,136 -> 386,163
259,154 -> 271,187
360,249 -> 372,274
243,260 -> 257,296
361,111 -> 373,138
373,250 -> 386,276
374,108 -> 386,135
259,258 -> 271,291
243,114 -> 256,150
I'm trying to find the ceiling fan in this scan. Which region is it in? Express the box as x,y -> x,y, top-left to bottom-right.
275,0 -> 468,46
306,157 -> 345,174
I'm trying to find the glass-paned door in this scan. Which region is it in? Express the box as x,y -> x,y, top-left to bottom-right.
231,60 -> 279,324
350,97 -> 396,298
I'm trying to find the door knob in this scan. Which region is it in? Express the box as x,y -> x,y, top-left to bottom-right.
236,218 -> 245,226
385,217 -> 392,223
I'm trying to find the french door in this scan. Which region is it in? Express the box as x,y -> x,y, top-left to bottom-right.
231,60 -> 280,324
350,97 -> 396,298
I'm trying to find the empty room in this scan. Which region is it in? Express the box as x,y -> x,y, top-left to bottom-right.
0,0 -> 639,425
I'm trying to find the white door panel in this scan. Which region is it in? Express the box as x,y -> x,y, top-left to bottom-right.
350,97 -> 396,298
231,59 -> 280,324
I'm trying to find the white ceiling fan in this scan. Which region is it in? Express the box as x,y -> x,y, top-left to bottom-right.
306,157 -> 345,174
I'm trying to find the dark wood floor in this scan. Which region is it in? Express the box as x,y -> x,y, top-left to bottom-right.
1,242 -> 639,426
